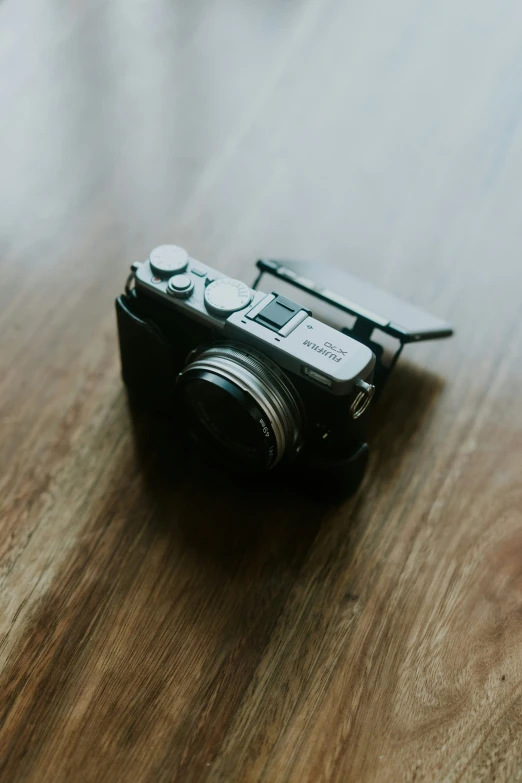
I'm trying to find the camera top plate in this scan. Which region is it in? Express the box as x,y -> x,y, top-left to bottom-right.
132,248 -> 376,396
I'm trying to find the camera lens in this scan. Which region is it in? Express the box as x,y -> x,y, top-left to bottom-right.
183,381 -> 265,462
176,344 -> 304,470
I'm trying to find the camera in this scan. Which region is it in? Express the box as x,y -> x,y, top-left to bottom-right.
116,245 -> 452,492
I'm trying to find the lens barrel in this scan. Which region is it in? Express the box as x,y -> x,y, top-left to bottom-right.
176,344 -> 304,470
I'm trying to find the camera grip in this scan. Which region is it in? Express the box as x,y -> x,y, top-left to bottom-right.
116,294 -> 177,412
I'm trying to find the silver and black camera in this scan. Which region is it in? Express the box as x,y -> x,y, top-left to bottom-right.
116,246 -> 452,491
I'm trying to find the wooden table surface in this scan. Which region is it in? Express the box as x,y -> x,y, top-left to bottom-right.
1,1 -> 522,781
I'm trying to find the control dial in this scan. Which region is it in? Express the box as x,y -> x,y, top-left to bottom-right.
204,278 -> 252,317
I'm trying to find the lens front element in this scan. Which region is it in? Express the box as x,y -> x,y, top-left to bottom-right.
176,344 -> 304,470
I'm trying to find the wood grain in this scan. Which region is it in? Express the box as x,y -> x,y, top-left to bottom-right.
1,0 -> 522,780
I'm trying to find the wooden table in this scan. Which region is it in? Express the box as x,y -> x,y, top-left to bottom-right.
1,1 -> 522,781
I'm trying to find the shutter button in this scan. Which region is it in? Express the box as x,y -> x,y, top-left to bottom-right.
167,274 -> 194,299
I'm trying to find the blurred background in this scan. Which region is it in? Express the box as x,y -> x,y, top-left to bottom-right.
4,0 -> 522,298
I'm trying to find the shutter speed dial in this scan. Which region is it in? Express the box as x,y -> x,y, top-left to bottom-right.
149,245 -> 188,278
